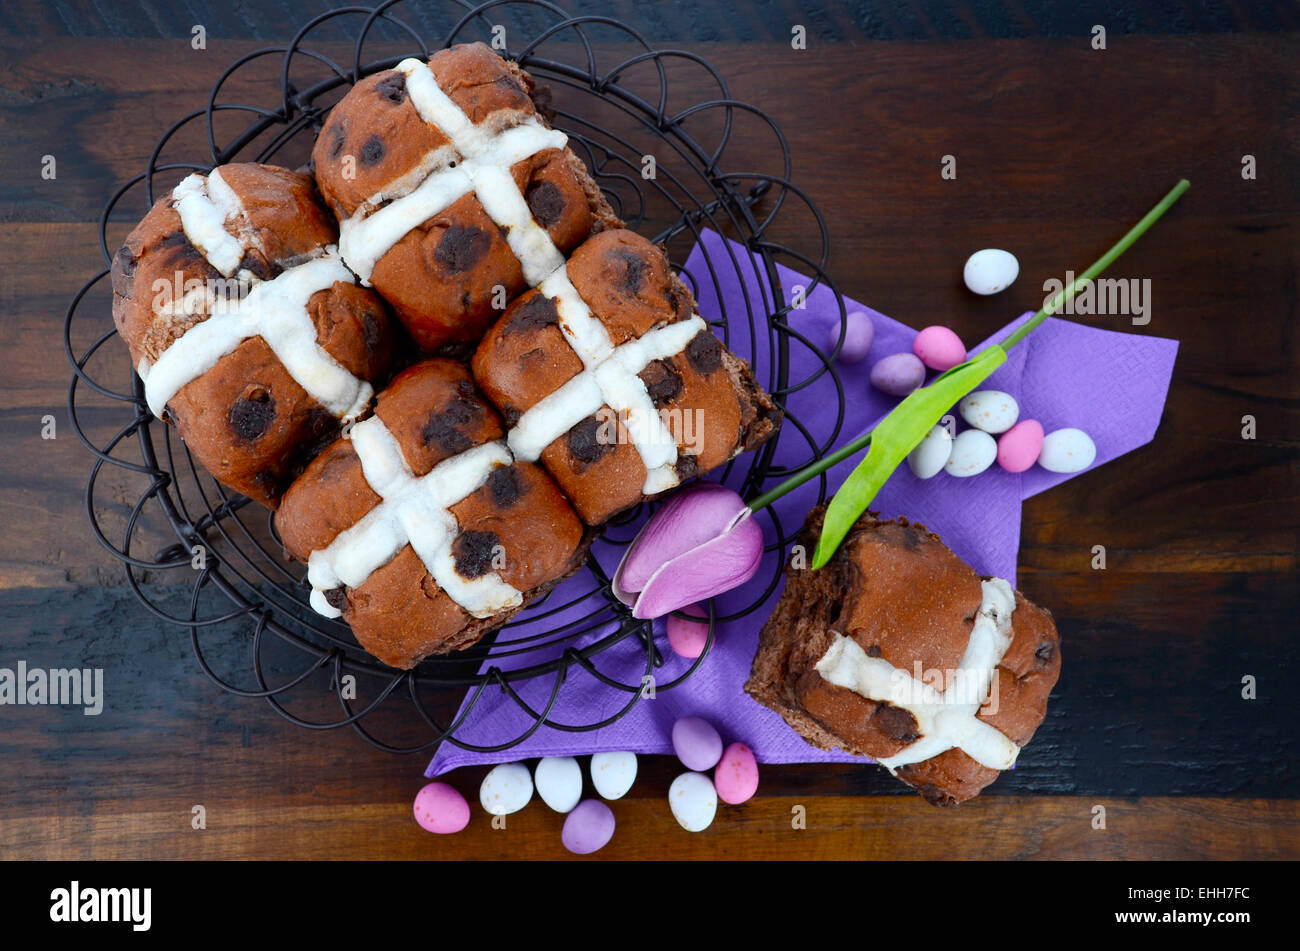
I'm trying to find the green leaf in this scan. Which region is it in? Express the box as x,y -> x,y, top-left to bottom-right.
811,345 -> 1008,569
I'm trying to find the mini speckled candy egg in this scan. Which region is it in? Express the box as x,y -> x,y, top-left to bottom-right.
666,603 -> 709,659
590,751 -> 637,800
870,352 -> 926,396
672,716 -> 723,771
479,762 -> 533,816
562,799 -> 615,854
963,248 -> 1020,296
1039,428 -> 1097,473
669,772 -> 718,832
534,756 -> 582,814
714,742 -> 759,805
960,389 -> 1020,434
912,325 -> 967,371
828,310 -> 875,364
413,782 -> 470,835
945,429 -> 997,477
997,419 -> 1044,473
907,424 -> 954,479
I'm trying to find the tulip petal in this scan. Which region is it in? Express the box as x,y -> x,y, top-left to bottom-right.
613,482 -> 749,602
629,509 -> 764,619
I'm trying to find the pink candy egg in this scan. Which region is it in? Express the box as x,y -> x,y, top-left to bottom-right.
714,742 -> 759,804
666,603 -> 710,659
912,325 -> 967,371
997,419 -> 1044,473
562,799 -> 616,854
413,782 -> 470,834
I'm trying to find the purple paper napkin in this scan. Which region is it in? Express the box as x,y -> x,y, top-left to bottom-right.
426,229 -> 1178,775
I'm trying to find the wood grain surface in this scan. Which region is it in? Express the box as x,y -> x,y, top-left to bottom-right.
1,11 -> 1297,860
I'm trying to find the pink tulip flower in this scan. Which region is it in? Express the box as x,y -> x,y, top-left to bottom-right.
612,482 -> 764,620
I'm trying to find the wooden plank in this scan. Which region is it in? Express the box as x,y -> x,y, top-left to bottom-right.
0,578 -> 1294,810
0,0 -> 1291,44
3,37 -> 1298,221
2,796 -> 1296,860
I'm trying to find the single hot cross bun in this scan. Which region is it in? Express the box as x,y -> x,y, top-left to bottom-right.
472,229 -> 782,524
312,42 -> 621,353
111,162 -> 396,508
745,508 -> 1062,806
274,358 -> 589,669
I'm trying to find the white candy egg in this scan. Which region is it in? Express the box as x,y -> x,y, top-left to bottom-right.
479,762 -> 533,816
590,751 -> 638,801
668,772 -> 717,832
945,429 -> 997,477
1039,428 -> 1097,473
963,248 -> 1019,295
959,389 -> 1020,434
907,424 -> 954,479
534,756 -> 583,813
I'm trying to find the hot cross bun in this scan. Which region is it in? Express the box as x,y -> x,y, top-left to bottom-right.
472,229 -> 782,524
274,358 -> 589,668
312,42 -> 621,352
745,508 -> 1062,805
111,162 -> 396,508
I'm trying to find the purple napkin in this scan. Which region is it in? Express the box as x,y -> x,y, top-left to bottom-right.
426,229 -> 1178,775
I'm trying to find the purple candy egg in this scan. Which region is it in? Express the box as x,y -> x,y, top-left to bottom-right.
672,716 -> 724,771
562,799 -> 616,854
828,310 -> 875,364
413,782 -> 470,835
870,352 -> 927,396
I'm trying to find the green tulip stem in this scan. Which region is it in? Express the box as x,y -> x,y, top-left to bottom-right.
745,178 -> 1190,519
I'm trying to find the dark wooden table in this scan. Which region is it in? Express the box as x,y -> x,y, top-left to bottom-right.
1,1 -> 1297,860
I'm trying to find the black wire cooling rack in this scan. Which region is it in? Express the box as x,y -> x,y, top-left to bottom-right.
63,0 -> 849,755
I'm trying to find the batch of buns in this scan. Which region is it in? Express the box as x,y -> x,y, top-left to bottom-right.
112,43 -> 780,669
112,41 -> 1060,805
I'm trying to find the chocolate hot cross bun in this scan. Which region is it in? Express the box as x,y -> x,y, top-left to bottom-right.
472,229 -> 783,525
745,509 -> 1062,806
274,359 -> 589,669
312,41 -> 621,353
111,162 -> 396,508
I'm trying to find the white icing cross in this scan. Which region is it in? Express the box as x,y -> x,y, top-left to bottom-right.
506,265 -> 706,496
145,171 -> 376,428
305,415 -> 521,620
814,578 -> 1023,772
137,248 -> 374,424
172,169 -> 253,279
337,57 -> 568,288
